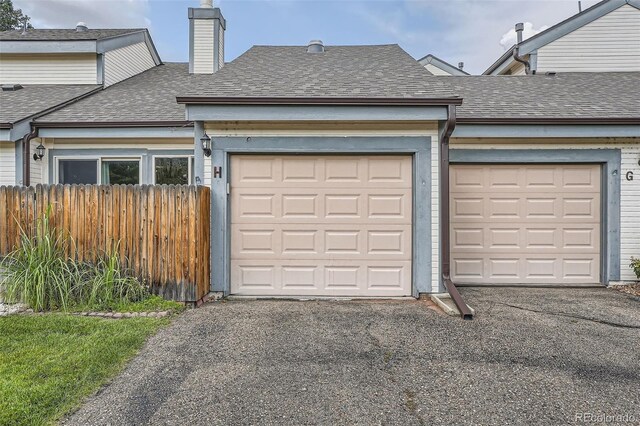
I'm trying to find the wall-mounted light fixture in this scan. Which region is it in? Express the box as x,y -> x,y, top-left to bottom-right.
33,143 -> 45,161
200,132 -> 212,157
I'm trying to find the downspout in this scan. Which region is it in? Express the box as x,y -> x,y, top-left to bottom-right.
22,126 -> 38,187
512,46 -> 531,75
440,104 -> 474,320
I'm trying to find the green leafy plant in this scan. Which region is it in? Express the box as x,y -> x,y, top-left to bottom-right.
1,208 -> 150,312
630,257 -> 640,280
1,207 -> 79,311
76,244 -> 147,310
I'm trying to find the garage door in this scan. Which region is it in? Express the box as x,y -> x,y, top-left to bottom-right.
450,164 -> 601,285
230,155 -> 412,296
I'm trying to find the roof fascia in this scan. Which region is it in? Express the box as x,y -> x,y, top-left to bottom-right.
37,125 -> 194,139
483,46 -> 516,75
0,40 -> 96,54
96,30 -> 162,65
453,123 -> 640,138
185,104 -> 450,122
419,54 -> 469,76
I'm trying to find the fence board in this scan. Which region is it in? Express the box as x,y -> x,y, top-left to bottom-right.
0,184 -> 211,302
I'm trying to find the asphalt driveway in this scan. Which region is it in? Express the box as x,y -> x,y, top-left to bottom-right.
64,288 -> 639,425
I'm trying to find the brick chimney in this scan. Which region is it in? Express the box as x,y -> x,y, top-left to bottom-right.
188,0 -> 226,74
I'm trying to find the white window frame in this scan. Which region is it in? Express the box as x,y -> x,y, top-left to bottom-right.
55,156 -> 142,184
151,155 -> 194,185
100,157 -> 143,185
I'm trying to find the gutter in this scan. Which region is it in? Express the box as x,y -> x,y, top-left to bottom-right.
34,120 -> 193,129
456,117 -> 640,125
176,96 -> 464,106
440,104 -> 474,320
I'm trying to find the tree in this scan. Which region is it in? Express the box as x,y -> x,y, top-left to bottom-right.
0,0 -> 32,31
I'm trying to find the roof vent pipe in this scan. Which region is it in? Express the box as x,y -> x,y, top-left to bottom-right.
458,62 -> 464,71
307,40 -> 325,53
76,22 -> 88,32
200,0 -> 213,7
515,22 -> 524,44
513,22 -> 532,74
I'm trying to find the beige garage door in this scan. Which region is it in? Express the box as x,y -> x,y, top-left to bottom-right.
230,155 -> 412,296
450,164 -> 601,285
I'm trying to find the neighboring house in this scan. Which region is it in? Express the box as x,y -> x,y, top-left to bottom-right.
0,0 -> 639,298
484,0 -> 640,75
0,25 -> 163,186
0,26 -> 160,86
418,54 -> 469,76
444,73 -> 640,285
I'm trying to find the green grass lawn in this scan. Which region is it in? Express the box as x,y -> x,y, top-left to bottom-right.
0,314 -> 168,425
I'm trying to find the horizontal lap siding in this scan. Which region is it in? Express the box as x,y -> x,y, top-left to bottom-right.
620,145 -> 640,280
537,5 -> 640,72
104,42 -> 156,87
0,142 -> 16,185
450,141 -> 640,282
193,19 -> 214,74
0,53 -> 97,84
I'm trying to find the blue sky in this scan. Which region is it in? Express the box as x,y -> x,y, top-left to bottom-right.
16,0 -> 600,74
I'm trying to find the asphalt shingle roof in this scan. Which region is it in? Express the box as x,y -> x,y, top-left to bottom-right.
0,28 -> 145,41
0,84 -> 101,125
37,63 -> 192,124
447,73 -> 640,120
34,53 -> 640,125
179,44 -> 456,99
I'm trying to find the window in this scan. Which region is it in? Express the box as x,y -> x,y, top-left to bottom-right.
154,157 -> 190,185
101,160 -> 140,185
58,159 -> 98,184
57,157 -> 141,185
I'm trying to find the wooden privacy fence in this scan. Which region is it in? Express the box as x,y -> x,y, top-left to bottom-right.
0,184 -> 211,302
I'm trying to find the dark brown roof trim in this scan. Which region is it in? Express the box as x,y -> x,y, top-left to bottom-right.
0,123 -> 12,129
457,117 -> 640,125
34,120 -> 193,128
176,96 -> 463,106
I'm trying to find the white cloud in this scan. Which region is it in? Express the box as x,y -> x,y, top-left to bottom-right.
14,0 -> 151,29
357,0 -> 601,74
499,22 -> 549,49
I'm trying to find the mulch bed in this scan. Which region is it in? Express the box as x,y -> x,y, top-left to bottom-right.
613,283 -> 640,297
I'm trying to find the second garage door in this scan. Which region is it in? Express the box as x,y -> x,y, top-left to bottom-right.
450,164 -> 601,285
230,155 -> 413,296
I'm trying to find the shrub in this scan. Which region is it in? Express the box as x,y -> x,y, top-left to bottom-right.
75,244 -> 147,310
1,208 -> 79,311
630,257 -> 640,280
1,209 -> 148,311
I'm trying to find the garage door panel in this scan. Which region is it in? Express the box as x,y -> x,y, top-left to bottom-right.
452,255 -> 600,284
232,188 -> 411,224
232,224 -> 410,260
231,260 -> 411,296
231,155 -> 413,296
452,223 -> 599,254
451,164 -> 601,285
